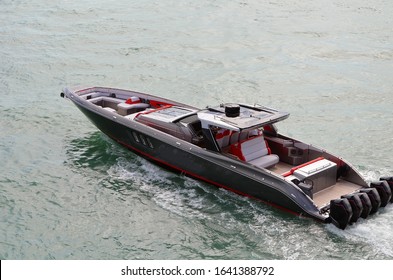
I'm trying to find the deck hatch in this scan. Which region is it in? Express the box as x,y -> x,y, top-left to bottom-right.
137,106 -> 198,123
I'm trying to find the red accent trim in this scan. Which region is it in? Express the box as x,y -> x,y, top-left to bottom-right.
263,125 -> 274,132
229,135 -> 268,161
149,100 -> 173,108
215,132 -> 224,140
265,140 -> 271,155
111,136 -> 302,218
282,157 -> 325,177
215,129 -> 231,140
114,137 -> 252,197
229,143 -> 245,161
75,87 -> 96,94
125,98 -> 141,104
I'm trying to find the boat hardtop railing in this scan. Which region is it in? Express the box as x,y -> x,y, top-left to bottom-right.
198,103 -> 289,131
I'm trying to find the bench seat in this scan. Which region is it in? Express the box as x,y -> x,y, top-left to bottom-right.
230,135 -> 279,169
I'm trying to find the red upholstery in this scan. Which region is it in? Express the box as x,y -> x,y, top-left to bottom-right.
229,136 -> 279,168
125,97 -> 141,104
215,129 -> 231,148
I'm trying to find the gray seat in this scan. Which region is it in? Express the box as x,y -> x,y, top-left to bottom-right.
236,135 -> 279,169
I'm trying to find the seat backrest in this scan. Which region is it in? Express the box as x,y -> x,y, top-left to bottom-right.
230,131 -> 239,145
239,130 -> 249,141
215,129 -> 231,148
239,136 -> 269,162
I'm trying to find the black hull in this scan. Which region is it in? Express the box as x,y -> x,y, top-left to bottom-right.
74,102 -> 326,222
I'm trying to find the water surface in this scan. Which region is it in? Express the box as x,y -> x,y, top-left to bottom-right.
1,0 -> 393,259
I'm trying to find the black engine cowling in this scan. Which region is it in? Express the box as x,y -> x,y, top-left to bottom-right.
370,181 -> 392,207
380,176 -> 393,203
329,198 -> 353,230
359,188 -> 381,214
357,193 -> 372,219
341,193 -> 363,224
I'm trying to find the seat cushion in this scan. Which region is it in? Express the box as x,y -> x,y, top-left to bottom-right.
117,102 -> 149,115
230,135 -> 279,168
240,136 -> 269,161
249,154 -> 279,169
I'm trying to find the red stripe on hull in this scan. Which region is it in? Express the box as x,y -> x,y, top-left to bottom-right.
111,136 -> 302,218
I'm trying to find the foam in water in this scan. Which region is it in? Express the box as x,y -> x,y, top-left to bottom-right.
327,205 -> 393,258
322,167 -> 393,257
104,136 -> 393,258
107,156 -> 215,220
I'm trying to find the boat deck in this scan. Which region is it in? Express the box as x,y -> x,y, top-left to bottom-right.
269,161 -> 292,175
313,180 -> 361,207
270,161 -> 361,208
78,88 -> 364,210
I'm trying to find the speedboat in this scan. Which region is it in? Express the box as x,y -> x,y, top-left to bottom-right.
61,86 -> 393,229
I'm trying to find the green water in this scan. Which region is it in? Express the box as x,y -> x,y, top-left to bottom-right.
1,0 -> 393,259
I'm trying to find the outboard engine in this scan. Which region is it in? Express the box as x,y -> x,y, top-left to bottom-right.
329,198 -> 352,230
341,193 -> 363,224
370,181 -> 392,207
359,188 -> 381,214
380,176 -> 393,203
357,193 -> 372,219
